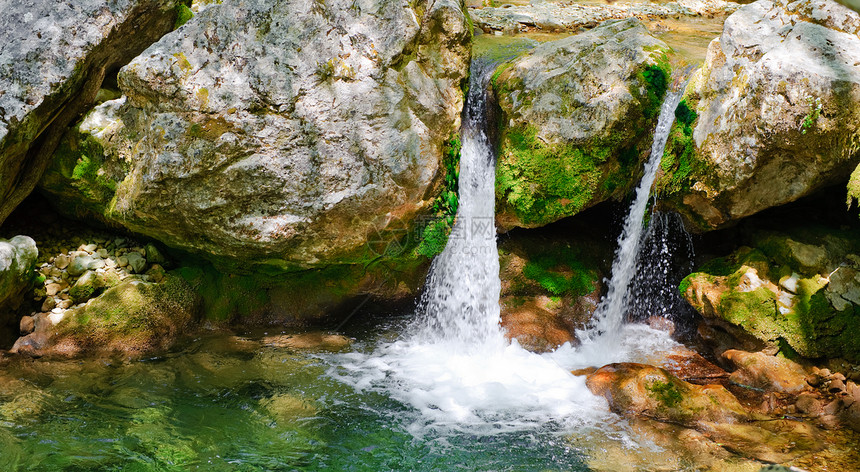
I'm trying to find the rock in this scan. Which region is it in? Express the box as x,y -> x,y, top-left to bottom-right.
117,256 -> 129,268
722,350 -> 810,394
145,264 -> 165,283
496,225 -> 609,351
0,0 -> 188,225
681,230 -> 860,362
586,363 -> 823,463
45,283 -> 62,296
261,332 -> 351,351
492,18 -> 671,229
33,274 -> 201,357
40,0 -> 471,272
658,0 -> 860,230
19,315 -> 34,335
69,270 -> 103,303
40,297 -> 56,312
796,392 -> 823,416
68,255 -> 98,277
0,236 -> 38,326
96,248 -> 109,259
586,363 -> 750,427
54,254 -> 70,270
144,243 -> 168,266
125,252 -> 146,274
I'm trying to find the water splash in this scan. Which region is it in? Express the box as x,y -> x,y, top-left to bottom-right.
328,61 -> 686,437
580,84 -> 688,343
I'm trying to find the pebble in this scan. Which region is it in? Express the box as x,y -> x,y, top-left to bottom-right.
83,243 -> 98,253
105,258 -> 118,269
96,248 -> 109,258
48,311 -> 65,325
117,256 -> 129,268
45,283 -> 61,296
19,316 -> 35,335
41,297 -> 56,312
54,254 -> 70,269
57,300 -> 72,309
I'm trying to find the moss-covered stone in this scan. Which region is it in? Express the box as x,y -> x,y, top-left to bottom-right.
681,230 -> 860,362
50,273 -> 201,356
491,18 -> 671,229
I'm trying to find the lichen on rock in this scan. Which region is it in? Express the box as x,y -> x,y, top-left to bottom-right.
40,0 -> 472,275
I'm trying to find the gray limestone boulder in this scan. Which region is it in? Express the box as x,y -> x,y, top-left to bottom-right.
0,0 -> 187,225
40,0 -> 472,271
492,18 -> 671,230
658,0 -> 860,230
0,236 -> 38,324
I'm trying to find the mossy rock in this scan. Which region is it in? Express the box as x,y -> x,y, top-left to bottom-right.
51,273 -> 201,356
491,18 -> 671,230
681,231 -> 860,362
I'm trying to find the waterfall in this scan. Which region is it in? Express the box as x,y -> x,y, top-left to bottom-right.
581,84 -> 688,343
414,59 -> 504,349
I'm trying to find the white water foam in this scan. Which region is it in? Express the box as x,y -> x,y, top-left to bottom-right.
329,66 -> 686,437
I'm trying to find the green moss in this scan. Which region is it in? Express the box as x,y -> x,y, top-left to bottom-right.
521,248 -> 597,298
496,125 -> 605,226
414,136 -> 460,258
174,3 -> 193,29
637,64 -> 669,120
647,379 -> 684,409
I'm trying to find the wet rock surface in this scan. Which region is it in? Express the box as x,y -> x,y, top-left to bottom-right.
492,18 -> 671,229
471,0 -> 739,35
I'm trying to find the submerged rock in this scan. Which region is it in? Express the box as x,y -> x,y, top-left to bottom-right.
41,0 -> 471,272
586,362 -> 823,463
658,0 -> 860,230
492,18 -> 671,230
0,0 -> 187,225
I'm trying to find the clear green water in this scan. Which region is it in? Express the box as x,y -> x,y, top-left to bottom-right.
0,332 -> 592,471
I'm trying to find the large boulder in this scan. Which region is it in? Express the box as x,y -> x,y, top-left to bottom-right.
0,236 -> 38,330
40,0 -> 471,271
658,0 -> 860,230
681,228 -> 860,362
492,18 -> 671,230
0,0 -> 188,225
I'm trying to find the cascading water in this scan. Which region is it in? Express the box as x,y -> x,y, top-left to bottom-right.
580,84 -> 688,343
329,61 -> 686,439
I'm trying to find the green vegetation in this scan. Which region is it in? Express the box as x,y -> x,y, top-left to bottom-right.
174,3 -> 193,29
521,246 -> 598,298
496,125 -> 604,226
800,96 -> 822,135
637,64 -> 669,119
647,379 -> 684,409
657,98 -> 708,196
415,136 -> 460,258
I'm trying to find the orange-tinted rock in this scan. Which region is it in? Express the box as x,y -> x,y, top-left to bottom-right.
500,296 -> 575,352
659,346 -> 728,384
586,363 -> 749,427
722,350 -> 810,393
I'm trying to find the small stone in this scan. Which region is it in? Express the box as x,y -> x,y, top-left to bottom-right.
146,264 -> 165,283
68,254 -> 97,276
125,252 -> 146,273
83,243 -> 98,253
117,256 -> 129,267
49,267 -> 62,278
57,299 -> 72,309
55,254 -> 70,269
46,283 -> 62,296
104,258 -> 117,269
796,392 -> 822,416
19,315 -> 35,335
96,248 -> 109,258
69,270 -> 104,303
40,297 -> 56,312
114,237 -> 127,247
829,378 -> 846,393
48,311 -> 65,325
